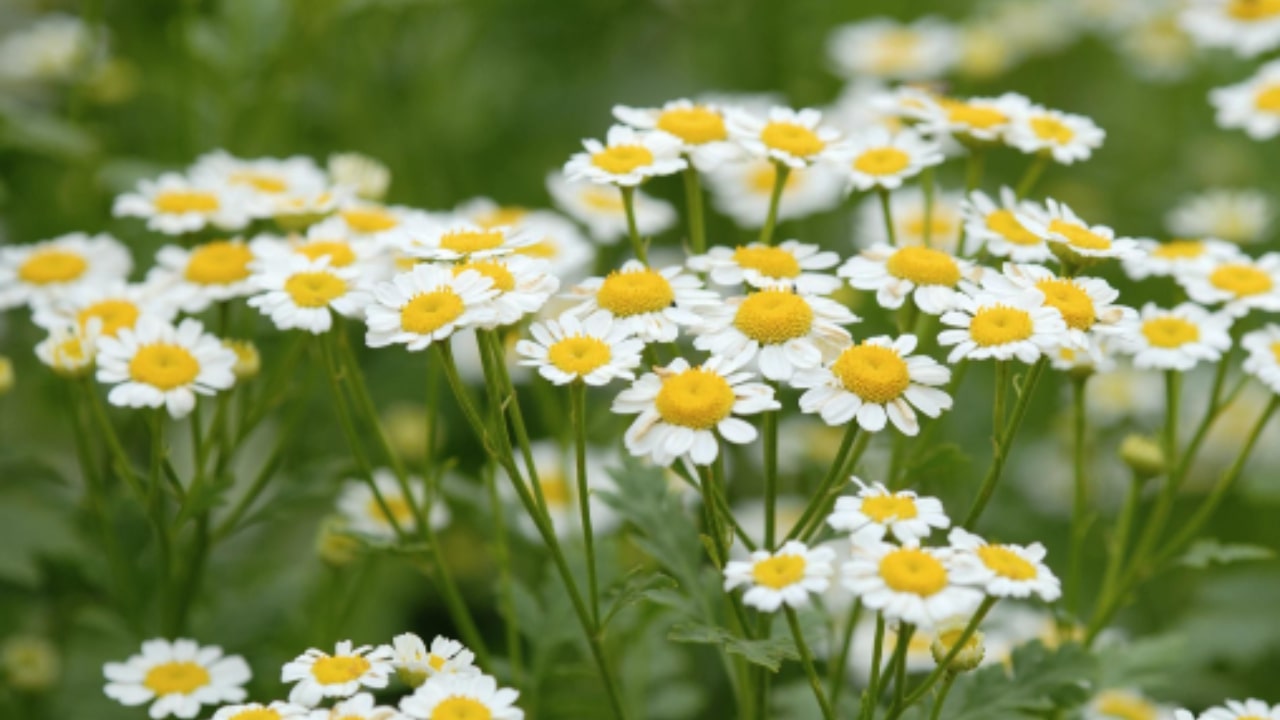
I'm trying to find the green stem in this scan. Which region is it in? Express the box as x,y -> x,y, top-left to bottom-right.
800,431 -> 872,543
786,607 -> 836,720
82,379 -> 146,501
1066,375 -> 1090,617
620,186 -> 648,264
829,600 -> 861,709
785,425 -> 859,543
1014,153 -> 1050,198
1089,472 -> 1144,643
484,464 -> 523,685
962,358 -> 1047,529
885,597 -> 996,720
993,361 -> 1010,432
859,614 -> 886,720
928,674 -> 957,720
147,410 -> 175,635
758,161 -> 791,246
764,399 -> 779,548
886,623 -> 914,712
878,189 -> 898,247
681,164 -> 708,254
964,149 -> 986,192
570,381 -> 600,626
921,167 -> 935,249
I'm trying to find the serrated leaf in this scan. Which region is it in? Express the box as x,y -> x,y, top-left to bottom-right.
669,622 -> 799,672
601,568 -> 678,629
940,641 -> 1097,720
1179,539 -> 1275,569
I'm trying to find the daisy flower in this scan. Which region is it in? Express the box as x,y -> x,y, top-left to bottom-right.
909,93 -> 1032,143
35,324 -> 98,377
612,99 -> 741,171
1122,238 -> 1244,281
960,188 -> 1052,262
149,239 -> 259,313
103,638 -> 251,720
842,542 -> 984,628
840,127 -> 944,192
692,286 -> 856,381
336,469 -> 449,542
794,335 -> 952,435
516,310 -> 644,386
247,255 -> 369,334
564,124 -> 686,187
546,171 -> 676,245
1194,698 -> 1280,720
1086,689 -> 1178,720
308,693 -> 402,720
686,240 -> 842,295
1122,303 -> 1233,371
826,479 -> 951,546
826,17 -> 960,81
948,528 -> 1061,601
211,702 -> 309,720
986,264 -> 1135,353
703,159 -> 845,229
726,106 -> 844,169
1166,189 -> 1272,245
96,317 -> 236,419
1022,199 -> 1142,264
454,198 -> 594,282
0,14 -> 98,84
255,218 -> 388,276
1177,253 -> 1280,317
723,541 -> 836,612
190,150 -> 329,200
334,202 -> 439,248
31,279 -> 175,339
395,220 -> 538,263
399,673 -> 523,720
391,633 -> 480,687
938,288 -> 1070,364
854,187 -> 966,253
0,232 -> 132,310
563,260 -> 718,343
1240,325 -> 1280,393
1005,106 -> 1106,165
1211,60 -> 1280,140
611,355 -> 779,467
329,152 -> 391,201
495,440 -> 621,540
113,173 -> 260,234
281,641 -> 394,708
840,243 -> 981,315
1181,0 -> 1280,58
364,264 -> 498,351
448,255 -> 559,328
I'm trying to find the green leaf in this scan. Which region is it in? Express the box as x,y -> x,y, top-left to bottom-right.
601,459 -> 703,591
669,621 -> 799,672
601,567 -> 678,630
1179,539 -> 1275,569
1095,634 -> 1188,690
940,641 -> 1097,720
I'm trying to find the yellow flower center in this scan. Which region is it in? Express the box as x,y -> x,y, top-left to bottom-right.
1229,0 -> 1280,20
853,147 -> 911,176
311,655 -> 371,685
428,653 -> 447,671
1048,220 -> 1111,251
1141,317 -> 1200,348
1271,341 -> 1280,365
230,171 -> 288,194
1255,84 -> 1280,113
733,289 -> 814,345
760,121 -> 825,158
18,249 -> 88,285
731,245 -> 802,279
595,268 -> 675,317
903,212 -> 958,241
751,554 -> 807,590
284,271 -> 347,308
143,660 -> 211,695
548,336 -> 613,375
654,368 -> 736,430
229,709 -> 282,720
154,190 -> 220,214
860,494 -> 918,522
591,145 -> 655,174
936,627 -> 982,654
367,495 -> 414,526
78,299 -> 141,337
885,246 -> 961,287
976,545 -> 1037,580
831,344 -> 911,404
581,188 -> 625,211
430,697 -> 492,720
657,106 -> 728,144
53,335 -> 92,367
129,344 -> 200,390
1094,692 -> 1159,720
878,547 -> 948,596
870,30 -> 921,72
184,241 -> 254,285
748,164 -> 800,194
440,230 -> 505,254
1151,240 -> 1204,259
454,260 -> 515,292
341,207 -> 399,233
296,241 -> 357,267
1209,263 -> 1273,297
986,210 -> 1042,246
969,306 -> 1034,346
1035,279 -> 1096,330
475,206 -> 529,228
1030,116 -> 1075,144
401,290 -> 465,335
517,240 -> 558,259
942,99 -> 1008,130
540,474 -> 572,507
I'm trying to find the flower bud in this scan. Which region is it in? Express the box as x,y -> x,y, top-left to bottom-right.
1119,434 -> 1165,478
2,635 -> 60,692
930,625 -> 985,674
0,356 -> 13,395
328,153 -> 390,201
315,517 -> 360,567
223,339 -> 261,382
383,403 -> 431,462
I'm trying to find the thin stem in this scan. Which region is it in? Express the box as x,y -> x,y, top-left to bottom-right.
886,623 -> 914,712
829,600 -> 861,709
878,189 -> 898,247
764,398 -> 779,548
1066,374 -> 1090,617
786,425 -> 860,543
786,607 -> 836,720
859,614 -> 886,720
928,674 -> 957,720
964,149 -> 986,192
1014,154 -> 1050,198
484,463 -> 523,685
1090,472 -> 1144,643
962,358 -> 1047,529
800,431 -> 872,543
921,167 -> 935,249
571,381 -> 600,626
620,186 -> 648,264
82,379 -> 146,501
147,410 -> 175,635
759,160 -> 791,246
681,164 -> 708,254
885,597 -> 996,720
993,361 -> 1010,432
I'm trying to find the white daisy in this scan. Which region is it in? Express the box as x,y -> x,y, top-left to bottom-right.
308,693 -> 403,720
726,106 -> 844,169
908,93 -> 1032,144
826,17 -> 960,81
0,232 -> 132,310
840,243 -> 982,315
281,641 -> 395,708
1177,252 -> 1280,317
30,278 -> 175,338
1121,303 -> 1233,371
1197,698 -> 1280,720
1212,61 -> 1280,140
1005,106 -> 1106,165
612,99 -> 741,171
546,171 -> 676,245
255,219 -> 389,277
212,702 -> 310,720
336,469 -> 449,542
854,187 -> 966,253
0,14 -> 99,84
149,239 -> 259,313
686,240 -> 842,295
495,440 -> 621,541
516,310 -> 644,386
454,198 -> 594,282
723,541 -> 836,612
1086,689 -> 1179,720
1240,325 -> 1280,393
564,124 -> 687,186
113,173 -> 260,235
938,288 -> 1070,364
948,528 -> 1061,601
103,638 -> 251,720
447,254 -> 559,328
364,265 -> 498,351
960,188 -> 1053,262
821,79 -> 904,137
1181,0 -> 1280,58
1022,199 -> 1142,263
190,150 -> 329,201
826,479 -> 951,546
842,542 -> 984,628
35,323 -> 98,377
984,263 -> 1136,354
703,158 -> 845,229
1165,189 -> 1273,245
328,152 -> 391,201
563,260 -> 718,343
840,127 -> 944,192
394,220 -> 538,263
1123,238 -> 1245,281
399,673 -> 523,720
612,355 -> 779,467
333,202 -> 439,248
96,317 -> 236,419
391,633 -> 480,686
247,255 -> 369,334
692,286 -> 856,382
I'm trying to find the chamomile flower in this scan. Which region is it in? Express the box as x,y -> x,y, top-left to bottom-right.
843,542 -> 984,628
910,93 -> 1032,144
30,279 -> 174,339
35,324 -> 98,377
938,289 -> 1070,364
211,702 -> 309,720
826,17 -> 960,81
306,693 -> 402,720
149,239 -> 259,313
247,255 -> 369,334
0,14 -> 99,84
986,264 -> 1135,353
1181,0 -> 1280,57
960,188 -> 1053,262
113,173 -> 259,234
687,240 -> 842,295
336,469 -> 449,542
1123,238 -> 1244,281
391,633 -> 480,687
96,317 -> 236,419
448,255 -> 559,328
398,673 -> 524,720
692,286 -> 856,382
496,440 -> 621,540
612,99 -> 740,171
564,124 -> 687,186
1177,253 -> 1280,317
854,188 -> 966,253
948,528 -> 1061,601
516,310 -> 644,386
704,159 -> 845,229
395,220 -> 537,263
103,638 -> 251,720
1196,698 -> 1280,720
1086,689 -> 1178,720
1240,325 -> 1280,393
1212,61 -> 1280,141
726,106 -> 844,169
1022,199 -> 1142,263
281,641 -> 394,708
826,479 -> 950,546
1122,303 -> 1233,371
0,232 -> 132,310
794,335 -> 952,435
564,260 -> 718,343
328,152 -> 391,201
840,127 -> 944,191
1166,189 -> 1273,245
840,244 -> 981,315
256,218 -> 387,276
334,202 -> 434,247
1005,106 -> 1105,165
723,541 -> 836,612
612,355 -> 779,467
546,171 -> 676,245
364,265 -> 498,351
190,150 -> 329,200
454,198 -> 594,281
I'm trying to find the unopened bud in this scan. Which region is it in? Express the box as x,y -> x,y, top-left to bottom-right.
1120,434 -> 1165,478
316,517 -> 360,567
930,626 -> 985,674
328,153 -> 391,201
2,635 -> 60,692
223,339 -> 260,381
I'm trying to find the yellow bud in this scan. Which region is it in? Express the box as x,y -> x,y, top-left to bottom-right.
1119,434 -> 1165,478
382,403 -> 431,462
930,626 -> 985,674
223,339 -> 260,381
316,517 -> 360,567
